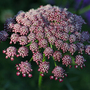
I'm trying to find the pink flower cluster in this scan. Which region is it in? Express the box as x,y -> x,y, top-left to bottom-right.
16,61 -> 32,77
0,30 -> 8,42
2,4 -> 90,82
50,66 -> 67,82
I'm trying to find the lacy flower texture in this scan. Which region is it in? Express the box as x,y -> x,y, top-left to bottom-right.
2,4 -> 90,82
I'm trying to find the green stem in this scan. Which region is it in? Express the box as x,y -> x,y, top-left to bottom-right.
35,40 -> 38,43
52,57 -> 57,66
38,72 -> 42,90
26,42 -> 32,47
50,44 -> 53,48
50,44 -> 57,66
38,53 -> 46,89
43,54 -> 45,62
70,56 -> 75,65
29,57 -> 33,63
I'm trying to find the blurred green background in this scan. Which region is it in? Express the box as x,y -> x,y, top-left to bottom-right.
0,0 -> 90,90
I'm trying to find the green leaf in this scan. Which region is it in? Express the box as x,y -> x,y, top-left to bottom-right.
79,5 -> 90,14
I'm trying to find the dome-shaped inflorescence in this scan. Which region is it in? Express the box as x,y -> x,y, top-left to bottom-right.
3,4 -> 90,82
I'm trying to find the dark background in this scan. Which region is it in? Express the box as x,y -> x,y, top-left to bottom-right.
0,0 -> 90,90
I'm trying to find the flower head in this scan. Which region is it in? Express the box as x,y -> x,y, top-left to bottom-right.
16,61 -> 33,77
10,33 -> 19,44
61,43 -> 69,53
69,34 -> 76,43
55,40 -> 63,50
29,42 -> 38,53
38,39 -> 48,48
20,26 -> 29,35
53,51 -> 62,62
4,46 -> 17,60
18,36 -> 28,45
16,11 -> 25,24
48,35 -> 56,45
85,45 -> 90,55
0,31 -> 8,41
4,17 -> 15,32
51,66 -> 66,82
18,46 -> 28,58
38,61 -> 49,74
76,43 -> 84,54
33,52 -> 43,64
62,55 -> 72,67
44,47 -> 53,59
75,55 -> 86,68
27,33 -> 36,42
61,33 -> 69,41
13,24 -> 21,33
81,31 -> 90,42
69,44 -> 77,55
